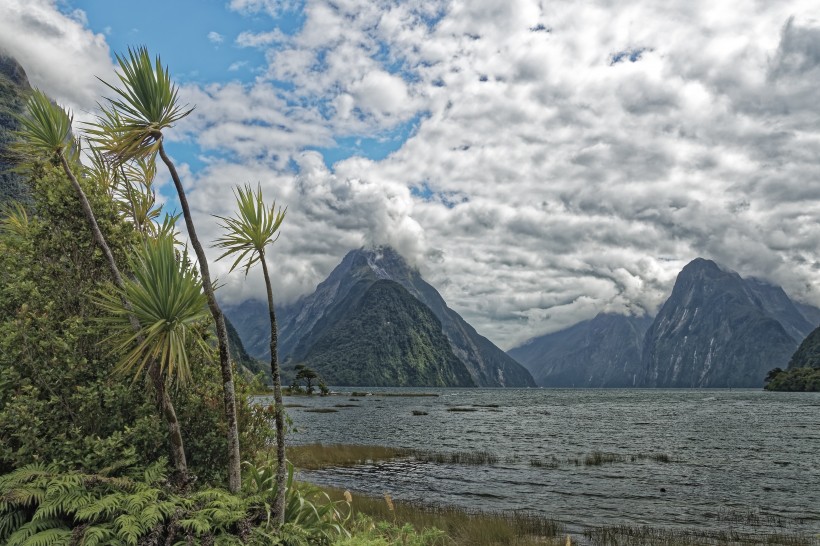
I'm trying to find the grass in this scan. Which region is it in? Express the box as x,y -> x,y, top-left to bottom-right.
583,524 -> 817,545
288,444 -> 416,470
288,444 -> 500,469
288,444 -> 680,472
322,486 -> 566,546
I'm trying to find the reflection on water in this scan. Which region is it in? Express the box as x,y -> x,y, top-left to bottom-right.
264,388 -> 820,535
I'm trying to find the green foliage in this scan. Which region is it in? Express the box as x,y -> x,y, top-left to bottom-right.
0,464 -> 281,545
12,89 -> 77,165
337,515 -> 447,546
95,233 -> 211,385
0,164 -> 165,475
0,155 -> 272,484
90,47 -> 193,163
764,367 -> 820,391
242,460 -> 352,544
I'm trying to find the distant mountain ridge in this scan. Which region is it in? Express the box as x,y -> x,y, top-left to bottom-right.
510,258 -> 820,388
509,313 -> 652,387
225,246 -> 535,387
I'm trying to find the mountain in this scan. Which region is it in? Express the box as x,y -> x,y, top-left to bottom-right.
786,326 -> 820,369
641,258 -> 807,388
224,246 -> 536,387
0,52 -> 31,205
225,316 -> 269,382
294,279 -> 474,387
508,313 -> 653,387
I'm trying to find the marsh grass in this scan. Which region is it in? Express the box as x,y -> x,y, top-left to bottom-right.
446,407 -> 480,412
304,408 -> 338,413
350,391 -> 439,397
288,444 -> 500,469
288,444 -> 415,470
413,450 -> 498,465
334,404 -> 361,408
583,524 -> 816,545
323,486 -> 565,546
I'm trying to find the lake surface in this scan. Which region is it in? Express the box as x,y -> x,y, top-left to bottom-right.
271,388 -> 820,537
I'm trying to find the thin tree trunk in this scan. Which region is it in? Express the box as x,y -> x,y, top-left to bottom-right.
260,251 -> 286,526
58,154 -> 188,478
158,141 -> 241,492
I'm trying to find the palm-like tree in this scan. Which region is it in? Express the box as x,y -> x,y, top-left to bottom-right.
96,234 -> 210,386
92,46 -> 242,491
214,184 -> 287,525
14,90 -> 190,479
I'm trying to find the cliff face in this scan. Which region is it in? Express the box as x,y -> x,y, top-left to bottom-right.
640,259 -> 801,388
0,52 -> 31,205
225,246 -> 536,387
509,313 -> 652,387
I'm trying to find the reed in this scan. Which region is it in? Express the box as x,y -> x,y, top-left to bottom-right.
287,444 -> 415,470
583,523 -> 816,545
323,486 -> 565,546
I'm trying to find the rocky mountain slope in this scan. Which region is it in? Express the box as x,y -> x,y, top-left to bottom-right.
508,313 -> 652,387
510,258 -> 820,388
224,246 -> 535,387
641,258 -> 813,387
0,52 -> 31,205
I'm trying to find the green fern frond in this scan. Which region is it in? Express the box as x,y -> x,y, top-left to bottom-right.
0,509 -> 27,541
75,525 -> 119,546
6,517 -> 68,546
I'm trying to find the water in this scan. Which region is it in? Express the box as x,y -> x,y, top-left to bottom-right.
267,388 -> 820,536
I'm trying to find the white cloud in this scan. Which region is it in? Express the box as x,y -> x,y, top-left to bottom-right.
7,0 -> 820,351
0,0 -> 115,114
207,31 -> 224,44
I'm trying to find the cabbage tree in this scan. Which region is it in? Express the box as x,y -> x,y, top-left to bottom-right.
91,47 -> 241,491
215,184 -> 287,524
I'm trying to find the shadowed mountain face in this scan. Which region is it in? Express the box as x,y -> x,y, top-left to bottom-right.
509,258 -> 820,389
225,246 -> 536,387
641,259 -> 808,388
0,53 -> 31,205
509,313 -> 653,387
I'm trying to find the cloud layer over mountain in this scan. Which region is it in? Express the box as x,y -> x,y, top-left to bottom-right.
3,0 -> 820,348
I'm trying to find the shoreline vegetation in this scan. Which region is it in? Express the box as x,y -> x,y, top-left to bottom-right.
287,443 -> 818,545
287,443 -> 679,470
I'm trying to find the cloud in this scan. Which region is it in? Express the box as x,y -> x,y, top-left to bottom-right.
207,31 -> 224,44
9,0 -> 820,351
0,0 -> 115,114
228,0 -> 298,17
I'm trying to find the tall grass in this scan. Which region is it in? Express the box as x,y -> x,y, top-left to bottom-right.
288,444 -> 500,469
323,486 -> 566,546
583,524 -> 817,545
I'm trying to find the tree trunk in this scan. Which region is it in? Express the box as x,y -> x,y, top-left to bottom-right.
260,251 -> 286,526
58,154 -> 188,478
158,141 -> 241,492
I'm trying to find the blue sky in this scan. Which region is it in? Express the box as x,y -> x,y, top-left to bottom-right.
2,0 -> 820,348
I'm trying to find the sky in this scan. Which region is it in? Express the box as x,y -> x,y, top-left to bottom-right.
2,0 -> 820,350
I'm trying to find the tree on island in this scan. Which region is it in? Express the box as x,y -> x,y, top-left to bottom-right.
294,364 -> 320,394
